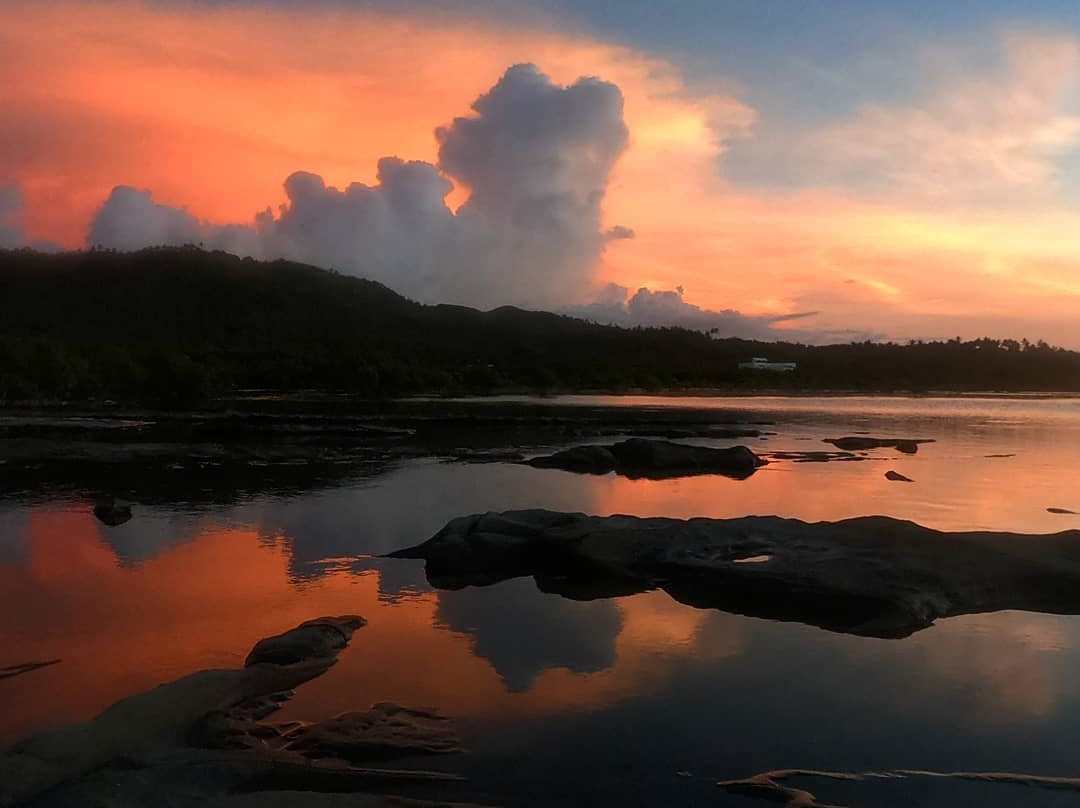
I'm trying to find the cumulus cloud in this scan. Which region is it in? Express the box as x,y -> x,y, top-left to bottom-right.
0,185 -> 25,248
87,64 -> 631,310
566,283 -> 806,338
566,283 -> 882,343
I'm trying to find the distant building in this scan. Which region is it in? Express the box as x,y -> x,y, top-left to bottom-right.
738,356 -> 797,372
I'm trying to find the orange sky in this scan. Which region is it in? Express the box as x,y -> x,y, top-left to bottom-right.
2,1 -> 1080,343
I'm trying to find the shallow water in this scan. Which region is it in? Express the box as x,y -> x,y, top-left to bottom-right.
3,396 -> 1080,806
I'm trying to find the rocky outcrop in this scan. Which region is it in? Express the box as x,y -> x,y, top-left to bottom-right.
1,616 -> 470,808
390,510 -> 1080,639
824,437 -> 934,454
526,438 -> 766,479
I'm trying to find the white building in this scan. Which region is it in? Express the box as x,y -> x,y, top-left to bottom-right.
738,356 -> 797,372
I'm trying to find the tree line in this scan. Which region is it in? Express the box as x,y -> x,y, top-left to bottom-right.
2,246 -> 1078,404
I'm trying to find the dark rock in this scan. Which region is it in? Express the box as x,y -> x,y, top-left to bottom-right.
442,448 -> 526,464
245,616 -> 366,667
283,703 -> 462,763
527,438 -> 766,479
765,451 -> 865,463
1048,507 -> 1078,515
885,470 -> 914,482
391,509 -> 1080,639
0,659 -> 61,680
824,437 -> 935,454
527,444 -> 618,474
92,498 -> 132,526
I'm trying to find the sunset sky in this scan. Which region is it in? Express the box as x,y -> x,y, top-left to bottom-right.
2,0 -> 1080,345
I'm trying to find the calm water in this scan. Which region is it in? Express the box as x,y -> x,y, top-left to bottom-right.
3,396 -> 1080,806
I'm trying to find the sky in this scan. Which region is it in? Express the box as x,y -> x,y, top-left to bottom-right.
2,0 -> 1080,345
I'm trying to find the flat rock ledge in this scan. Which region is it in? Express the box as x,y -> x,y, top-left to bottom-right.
390,509 -> 1080,639
717,767 -> 1080,807
824,436 -> 935,454
1,616 -> 474,808
525,438 -> 766,479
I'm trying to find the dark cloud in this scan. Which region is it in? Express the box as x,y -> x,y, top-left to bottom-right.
87,64 -> 632,311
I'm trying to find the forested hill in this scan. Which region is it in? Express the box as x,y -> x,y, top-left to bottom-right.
1,246 -> 1079,403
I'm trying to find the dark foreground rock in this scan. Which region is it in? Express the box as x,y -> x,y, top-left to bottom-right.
526,438 -> 766,479
1,617 -> 473,808
391,510 -> 1080,639
717,767 -> 1080,807
884,470 -> 914,482
824,437 -> 935,454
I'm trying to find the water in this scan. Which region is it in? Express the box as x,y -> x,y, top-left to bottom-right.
3,395 -> 1080,806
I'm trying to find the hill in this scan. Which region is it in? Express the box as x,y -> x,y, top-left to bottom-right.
1,246 -> 1078,403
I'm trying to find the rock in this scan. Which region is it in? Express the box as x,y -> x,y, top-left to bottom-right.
92,498 -> 132,526
442,448 -> 527,464
717,767 -> 1080,807
0,659 -> 61,680
884,470 -> 914,482
390,509 -> 1080,639
1048,507 -> 1078,515
824,437 -> 935,454
282,703 -> 462,763
527,438 -> 766,479
527,444 -> 618,474
246,616 -> 366,667
765,451 -> 865,463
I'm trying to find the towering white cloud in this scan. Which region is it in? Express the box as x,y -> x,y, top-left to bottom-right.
87,64 -> 631,311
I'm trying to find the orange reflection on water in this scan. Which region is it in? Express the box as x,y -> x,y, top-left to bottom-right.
0,506 -> 741,741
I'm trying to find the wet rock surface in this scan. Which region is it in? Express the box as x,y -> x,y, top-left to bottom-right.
526,438 -> 766,479
392,509 -> 1080,639
824,436 -> 935,454
716,767 -> 1080,807
0,617 -> 472,808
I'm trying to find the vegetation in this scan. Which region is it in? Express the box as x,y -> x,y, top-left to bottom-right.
1,246 -> 1079,404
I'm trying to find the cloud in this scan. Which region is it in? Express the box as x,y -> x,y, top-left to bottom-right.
567,283 -> 837,341
0,185 -> 25,248
730,31 -> 1080,208
87,64 -> 630,310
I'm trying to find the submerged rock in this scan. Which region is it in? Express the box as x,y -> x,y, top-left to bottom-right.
884,470 -> 914,482
391,509 -> 1080,639
717,767 -> 1080,807
824,437 -> 935,454
246,616 -> 366,666
283,703 -> 462,763
526,438 -> 766,479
